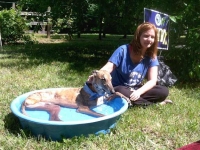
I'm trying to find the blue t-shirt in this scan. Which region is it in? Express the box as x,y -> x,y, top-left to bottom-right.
109,44 -> 159,87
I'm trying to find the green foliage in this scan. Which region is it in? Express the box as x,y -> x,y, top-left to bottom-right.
164,23 -> 200,82
0,9 -> 28,44
185,27 -> 200,80
18,0 -> 74,31
22,34 -> 38,44
164,1 -> 200,82
52,18 -> 74,33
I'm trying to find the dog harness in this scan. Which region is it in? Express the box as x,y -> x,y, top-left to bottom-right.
83,83 -> 105,100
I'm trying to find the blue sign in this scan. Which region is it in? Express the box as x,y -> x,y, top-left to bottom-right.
144,8 -> 169,50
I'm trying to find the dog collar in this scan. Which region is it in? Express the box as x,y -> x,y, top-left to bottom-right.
83,83 -> 104,100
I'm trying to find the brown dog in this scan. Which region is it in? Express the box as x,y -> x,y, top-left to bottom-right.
21,70 -> 130,121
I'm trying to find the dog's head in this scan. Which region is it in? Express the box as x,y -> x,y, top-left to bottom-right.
91,70 -> 115,96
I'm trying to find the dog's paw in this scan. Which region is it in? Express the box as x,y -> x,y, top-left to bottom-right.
106,94 -> 116,101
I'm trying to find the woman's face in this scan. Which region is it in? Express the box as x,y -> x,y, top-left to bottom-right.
140,29 -> 155,49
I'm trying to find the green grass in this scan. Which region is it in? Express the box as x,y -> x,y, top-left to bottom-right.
0,34 -> 199,150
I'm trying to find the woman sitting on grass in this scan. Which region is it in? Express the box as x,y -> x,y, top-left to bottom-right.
90,22 -> 172,106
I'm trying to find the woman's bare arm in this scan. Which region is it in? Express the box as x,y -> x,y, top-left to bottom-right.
100,61 -> 116,73
130,66 -> 158,101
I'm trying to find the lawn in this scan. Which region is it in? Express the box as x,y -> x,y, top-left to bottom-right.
0,34 -> 199,150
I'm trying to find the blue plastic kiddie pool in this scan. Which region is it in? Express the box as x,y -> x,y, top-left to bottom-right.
10,88 -> 128,141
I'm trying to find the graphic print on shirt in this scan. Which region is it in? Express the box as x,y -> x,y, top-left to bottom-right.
125,71 -> 143,87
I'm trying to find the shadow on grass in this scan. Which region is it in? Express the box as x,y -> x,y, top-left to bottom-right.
0,43 -> 115,72
4,113 -> 53,141
4,113 -> 23,135
1,42 -> 199,97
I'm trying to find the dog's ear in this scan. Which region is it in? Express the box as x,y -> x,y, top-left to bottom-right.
92,70 -> 99,76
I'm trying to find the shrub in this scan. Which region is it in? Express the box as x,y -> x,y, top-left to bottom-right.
163,27 -> 200,82
0,9 -> 28,44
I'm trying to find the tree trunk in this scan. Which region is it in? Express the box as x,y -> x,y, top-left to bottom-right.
77,31 -> 81,38
98,17 -> 103,40
47,22 -> 51,39
122,34 -> 127,38
0,29 -> 3,51
103,32 -> 106,38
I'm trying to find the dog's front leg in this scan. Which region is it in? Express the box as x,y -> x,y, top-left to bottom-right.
77,105 -> 104,117
106,92 -> 132,106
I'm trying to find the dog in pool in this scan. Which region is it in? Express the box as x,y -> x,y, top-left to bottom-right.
21,70 -> 130,121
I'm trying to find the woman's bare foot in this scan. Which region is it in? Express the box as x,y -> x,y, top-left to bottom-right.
159,99 -> 173,105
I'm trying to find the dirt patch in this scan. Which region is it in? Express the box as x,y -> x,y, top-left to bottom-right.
37,38 -> 68,44
34,34 -> 70,44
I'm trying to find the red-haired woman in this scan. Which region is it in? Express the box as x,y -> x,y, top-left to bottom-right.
100,22 -> 172,106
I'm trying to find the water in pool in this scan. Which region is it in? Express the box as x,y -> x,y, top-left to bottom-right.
25,100 -> 122,121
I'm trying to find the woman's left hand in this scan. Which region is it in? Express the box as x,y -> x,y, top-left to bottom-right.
130,90 -> 141,101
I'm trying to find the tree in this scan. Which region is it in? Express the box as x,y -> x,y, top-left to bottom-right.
150,0 -> 200,81
18,0 -> 74,37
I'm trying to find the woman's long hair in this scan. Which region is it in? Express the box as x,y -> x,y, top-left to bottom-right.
130,22 -> 158,58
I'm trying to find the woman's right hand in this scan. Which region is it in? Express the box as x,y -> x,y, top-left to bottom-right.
130,90 -> 141,101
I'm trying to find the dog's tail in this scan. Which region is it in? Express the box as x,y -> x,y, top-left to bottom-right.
21,92 -> 42,117
21,101 -> 28,116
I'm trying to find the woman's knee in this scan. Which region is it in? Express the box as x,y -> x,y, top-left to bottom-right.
155,85 -> 169,99
114,86 -> 132,98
